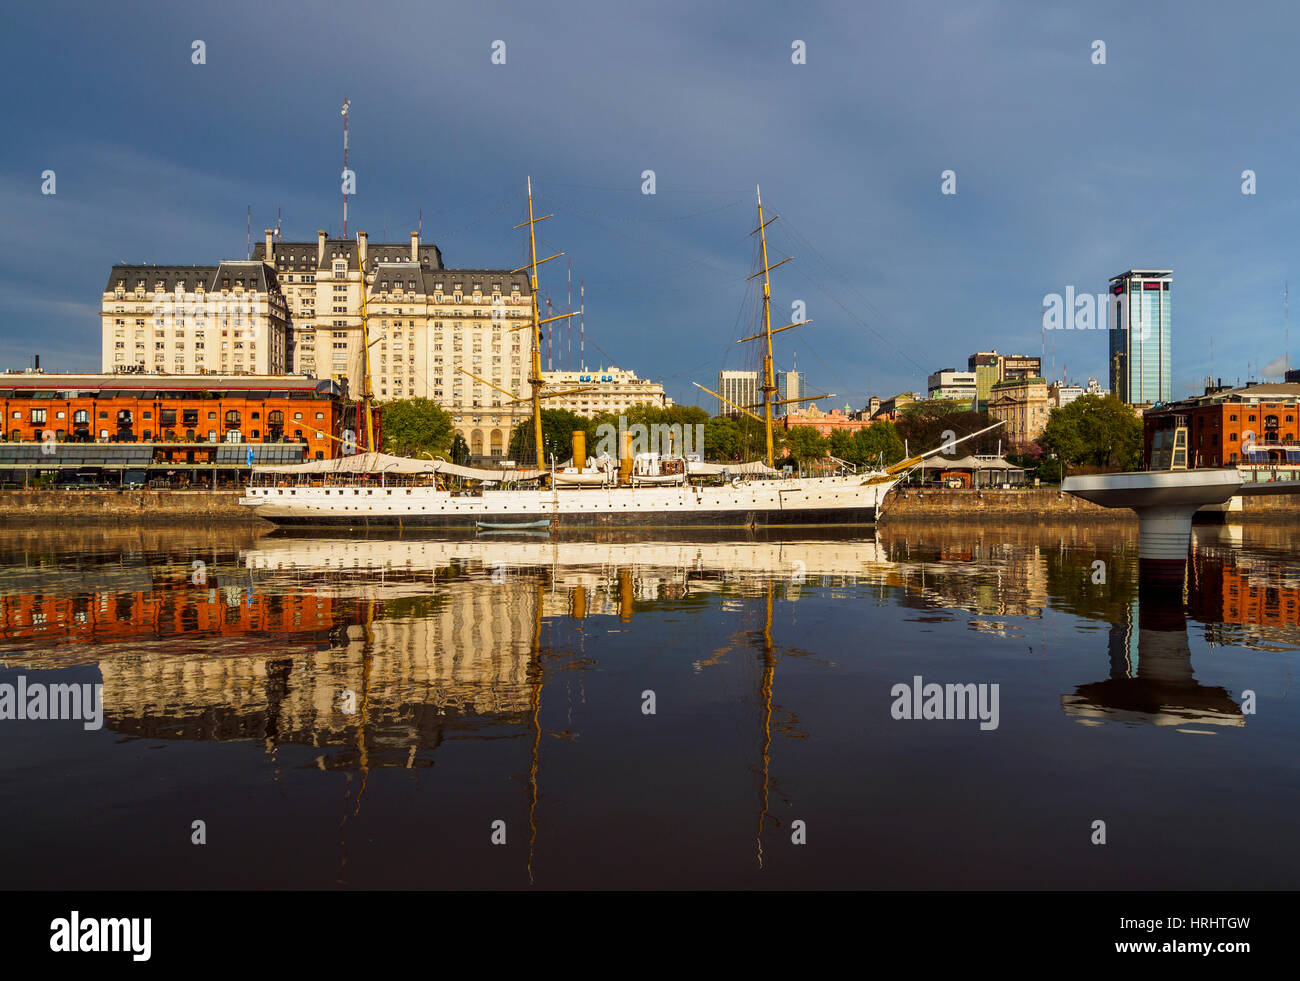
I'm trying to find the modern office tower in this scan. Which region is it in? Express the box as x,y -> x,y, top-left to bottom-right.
1109,269 -> 1172,406
775,369 -> 804,418
718,370 -> 759,417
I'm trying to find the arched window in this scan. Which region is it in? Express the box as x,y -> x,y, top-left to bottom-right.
224,410 -> 241,427
73,410 -> 89,424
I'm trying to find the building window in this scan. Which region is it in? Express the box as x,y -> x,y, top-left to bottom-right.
30,409 -> 46,423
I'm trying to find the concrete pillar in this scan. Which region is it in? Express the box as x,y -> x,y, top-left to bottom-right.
1134,504 -> 1199,585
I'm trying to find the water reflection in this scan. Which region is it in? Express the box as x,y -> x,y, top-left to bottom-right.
0,522 -> 1296,888
1063,594 -> 1244,729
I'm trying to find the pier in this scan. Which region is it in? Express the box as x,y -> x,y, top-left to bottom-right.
1062,469 -> 1300,584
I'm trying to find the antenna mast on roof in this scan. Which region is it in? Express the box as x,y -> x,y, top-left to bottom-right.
341,99 -> 351,238
246,205 -> 251,260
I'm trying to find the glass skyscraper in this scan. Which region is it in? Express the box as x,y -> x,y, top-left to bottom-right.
1109,269 -> 1172,405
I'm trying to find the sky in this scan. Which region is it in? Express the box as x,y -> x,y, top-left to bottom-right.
2,0 -> 1298,409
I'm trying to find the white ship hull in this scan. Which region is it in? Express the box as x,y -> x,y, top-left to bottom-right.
239,473 -> 896,529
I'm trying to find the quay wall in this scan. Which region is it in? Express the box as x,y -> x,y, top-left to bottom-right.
881,488 -> 1300,521
0,490 -> 258,525
0,488 -> 1294,525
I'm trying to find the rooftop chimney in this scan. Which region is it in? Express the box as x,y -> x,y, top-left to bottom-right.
264,229 -> 274,265
410,231 -> 419,262
317,230 -> 327,266
358,230 -> 368,267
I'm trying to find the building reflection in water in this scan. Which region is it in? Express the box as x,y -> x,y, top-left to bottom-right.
1,524 -> 1298,881
3,528 -> 1296,752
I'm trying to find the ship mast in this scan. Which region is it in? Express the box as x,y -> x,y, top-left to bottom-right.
744,186 -> 811,468
757,188 -> 777,467
512,177 -> 585,467
357,240 -> 376,452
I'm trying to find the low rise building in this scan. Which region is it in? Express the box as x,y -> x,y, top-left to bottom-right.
988,376 -> 1050,447
927,369 -> 978,405
1143,381 -> 1300,469
1048,381 -> 1084,408
874,392 -> 920,420
539,368 -> 670,418
0,371 -> 349,485
783,404 -> 874,437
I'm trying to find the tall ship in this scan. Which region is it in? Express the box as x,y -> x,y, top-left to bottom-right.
240,182 -> 992,530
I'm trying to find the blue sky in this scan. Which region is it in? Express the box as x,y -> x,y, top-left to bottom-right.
2,0 -> 1298,407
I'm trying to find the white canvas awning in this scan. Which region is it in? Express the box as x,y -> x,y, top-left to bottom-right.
687,460 -> 781,476
252,451 -> 546,482
916,454 -> 1024,472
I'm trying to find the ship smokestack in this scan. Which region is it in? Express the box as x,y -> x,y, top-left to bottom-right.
620,430 -> 633,485
572,430 -> 586,469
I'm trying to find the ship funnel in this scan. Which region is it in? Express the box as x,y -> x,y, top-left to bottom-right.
620,430 -> 633,484
572,430 -> 586,469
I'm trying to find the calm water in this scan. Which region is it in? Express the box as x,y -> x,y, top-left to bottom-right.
0,521 -> 1296,889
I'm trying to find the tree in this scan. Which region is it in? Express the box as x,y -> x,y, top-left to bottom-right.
378,398 -> 454,459
703,416 -> 741,461
780,425 -> 828,461
508,409 -> 594,465
895,404 -> 999,457
827,420 -> 906,469
854,420 -> 906,468
449,433 -> 470,466
1041,394 -> 1142,471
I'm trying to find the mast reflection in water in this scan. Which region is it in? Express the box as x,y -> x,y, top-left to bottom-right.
0,523 -> 1296,889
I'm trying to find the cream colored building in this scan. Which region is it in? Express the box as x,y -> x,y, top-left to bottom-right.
539,367 -> 670,418
988,376 -> 1050,447
253,230 -> 532,460
101,262 -> 288,375
105,230 -> 534,460
717,370 -> 759,417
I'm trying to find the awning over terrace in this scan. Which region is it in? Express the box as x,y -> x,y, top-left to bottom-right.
251,451 -> 546,482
